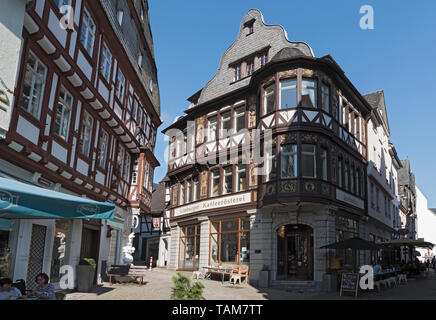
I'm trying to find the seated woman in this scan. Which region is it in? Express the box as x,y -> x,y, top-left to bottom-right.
30,273 -> 56,300
0,278 -> 22,300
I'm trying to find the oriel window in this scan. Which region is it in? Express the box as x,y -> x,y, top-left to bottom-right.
281,145 -> 297,179
302,144 -> 316,178
265,145 -> 277,182
301,79 -> 317,108
321,83 -> 330,113
97,129 -> 109,168
264,83 -> 276,115
280,79 -> 297,109
321,148 -> 328,181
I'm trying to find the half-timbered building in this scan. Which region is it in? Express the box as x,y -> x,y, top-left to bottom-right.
162,9 -> 377,290
0,0 -> 161,288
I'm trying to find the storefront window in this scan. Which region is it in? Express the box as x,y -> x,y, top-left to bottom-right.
334,217 -> 359,269
179,224 -> 200,270
209,217 -> 250,266
0,231 -> 11,278
50,220 -> 71,282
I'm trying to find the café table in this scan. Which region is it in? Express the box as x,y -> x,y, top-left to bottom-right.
202,266 -> 233,284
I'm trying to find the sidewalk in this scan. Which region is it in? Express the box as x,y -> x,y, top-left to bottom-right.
65,268 -> 436,300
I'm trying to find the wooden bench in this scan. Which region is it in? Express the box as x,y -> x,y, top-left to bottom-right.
107,265 -> 148,285
207,264 -> 249,284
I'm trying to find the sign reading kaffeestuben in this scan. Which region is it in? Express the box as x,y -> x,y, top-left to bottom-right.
174,192 -> 252,217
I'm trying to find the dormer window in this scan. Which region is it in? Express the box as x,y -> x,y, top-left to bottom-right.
233,64 -> 242,82
244,19 -> 255,35
246,60 -> 255,76
259,53 -> 268,68
117,10 -> 124,25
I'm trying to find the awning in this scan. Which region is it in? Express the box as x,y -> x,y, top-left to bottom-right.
382,238 -> 435,249
0,177 -> 114,220
0,218 -> 13,230
107,217 -> 125,230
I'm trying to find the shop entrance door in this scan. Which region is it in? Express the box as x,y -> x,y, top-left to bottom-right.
277,225 -> 314,281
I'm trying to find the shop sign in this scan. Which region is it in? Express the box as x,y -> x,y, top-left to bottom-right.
152,218 -> 160,229
0,190 -> 18,211
174,192 -> 252,217
77,204 -> 100,218
336,189 -> 364,210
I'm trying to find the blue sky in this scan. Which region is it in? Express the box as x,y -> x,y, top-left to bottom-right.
148,0 -> 436,207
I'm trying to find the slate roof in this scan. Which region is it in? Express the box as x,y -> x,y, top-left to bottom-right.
363,90 -> 391,136
150,181 -> 166,214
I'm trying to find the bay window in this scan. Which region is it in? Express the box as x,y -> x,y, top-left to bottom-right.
187,181 -> 192,203
280,79 -> 297,109
321,148 -> 328,181
180,183 -> 185,206
22,52 -> 47,118
54,86 -> 73,140
265,145 -> 276,182
264,83 -> 276,115
302,144 -> 316,178
321,83 -> 330,113
338,157 -> 343,188
301,79 -> 317,108
344,163 -> 349,191
193,180 -> 199,202
281,145 -> 297,179
117,144 -> 125,177
350,166 -> 355,193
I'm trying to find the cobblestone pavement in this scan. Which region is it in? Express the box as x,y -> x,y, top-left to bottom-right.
65,268 -> 436,300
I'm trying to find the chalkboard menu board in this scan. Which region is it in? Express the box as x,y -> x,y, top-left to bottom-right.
340,273 -> 359,297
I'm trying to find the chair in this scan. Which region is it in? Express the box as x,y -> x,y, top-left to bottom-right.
398,274 -> 407,284
12,279 -> 31,296
191,271 -> 202,280
230,266 -> 242,285
55,292 -> 66,300
239,265 -> 249,284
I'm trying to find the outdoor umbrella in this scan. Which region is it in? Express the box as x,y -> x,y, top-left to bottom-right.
320,238 -> 385,272
320,237 -> 385,250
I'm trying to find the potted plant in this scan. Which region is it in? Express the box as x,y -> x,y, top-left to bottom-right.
259,265 -> 270,289
76,258 -> 96,292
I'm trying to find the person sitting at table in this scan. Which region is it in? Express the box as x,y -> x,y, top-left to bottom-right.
0,278 -> 22,300
372,260 -> 382,274
30,273 -> 56,300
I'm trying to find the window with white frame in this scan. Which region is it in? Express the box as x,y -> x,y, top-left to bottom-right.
281,145 -> 297,179
80,9 -> 95,56
116,69 -> 126,101
223,167 -> 233,195
221,111 -> 231,133
97,129 -> 109,168
187,181 -> 192,203
117,144 -> 125,176
80,110 -> 94,157
233,65 -> 242,82
302,144 -> 316,178
101,44 -> 112,81
193,180 -> 199,202
54,86 -> 73,140
22,52 -> 47,118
